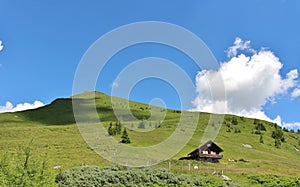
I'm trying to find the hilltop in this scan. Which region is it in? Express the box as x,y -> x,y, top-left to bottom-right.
0,91 -> 299,185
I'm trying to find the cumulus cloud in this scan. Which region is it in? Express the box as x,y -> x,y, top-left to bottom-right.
193,37 -> 299,128
0,102 -> 13,113
0,40 -> 3,51
0,101 -> 44,113
291,88 -> 300,98
282,122 -> 300,130
227,37 -> 255,58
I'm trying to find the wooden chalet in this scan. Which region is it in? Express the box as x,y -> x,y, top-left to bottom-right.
179,140 -> 223,163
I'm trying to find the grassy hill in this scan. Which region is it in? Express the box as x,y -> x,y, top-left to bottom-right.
0,91 -> 299,186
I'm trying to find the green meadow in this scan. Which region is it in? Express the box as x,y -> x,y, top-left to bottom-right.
0,91 -> 299,186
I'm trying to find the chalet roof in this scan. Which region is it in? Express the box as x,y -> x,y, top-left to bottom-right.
188,140 -> 223,155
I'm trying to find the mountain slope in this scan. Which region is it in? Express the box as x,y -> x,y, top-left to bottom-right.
0,91 -> 299,181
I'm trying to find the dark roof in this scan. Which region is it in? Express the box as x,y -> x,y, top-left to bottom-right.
188,140 -> 223,155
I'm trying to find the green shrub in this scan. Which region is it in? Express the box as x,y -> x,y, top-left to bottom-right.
234,128 -> 241,133
56,166 -> 225,187
254,130 -> 261,135
248,174 -> 300,187
0,140 -> 53,186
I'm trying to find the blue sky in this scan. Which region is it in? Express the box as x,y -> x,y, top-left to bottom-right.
0,0 -> 300,129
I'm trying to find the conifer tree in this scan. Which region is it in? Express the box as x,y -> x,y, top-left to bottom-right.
116,121 -> 122,135
108,122 -> 114,136
260,134 -> 264,144
120,128 -> 131,144
275,138 -> 281,148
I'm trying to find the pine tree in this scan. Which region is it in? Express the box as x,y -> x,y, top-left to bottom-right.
116,121 -> 122,135
231,117 -> 238,125
259,134 -> 264,144
234,128 -> 241,133
120,128 -> 131,144
108,122 -> 114,136
275,138 -> 281,148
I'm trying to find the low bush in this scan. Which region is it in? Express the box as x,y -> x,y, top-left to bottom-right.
56,166 -> 225,187
0,140 -> 53,186
248,174 -> 300,187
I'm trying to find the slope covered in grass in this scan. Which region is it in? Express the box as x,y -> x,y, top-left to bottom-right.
0,91 -> 299,185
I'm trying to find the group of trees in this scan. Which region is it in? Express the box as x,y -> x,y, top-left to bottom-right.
225,117 -> 241,133
251,119 -> 266,144
253,119 -> 286,147
137,120 -> 162,129
223,117 -> 291,148
107,122 -> 131,144
107,122 -> 122,136
272,127 -> 285,148
252,119 -> 286,148
253,119 -> 267,135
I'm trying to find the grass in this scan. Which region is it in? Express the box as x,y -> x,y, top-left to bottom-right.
0,91 -> 299,186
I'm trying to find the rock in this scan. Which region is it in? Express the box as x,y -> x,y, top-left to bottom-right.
243,144 -> 252,149
54,165 -> 62,170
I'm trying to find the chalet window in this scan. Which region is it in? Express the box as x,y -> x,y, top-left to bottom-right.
202,151 -> 208,154
211,151 -> 216,155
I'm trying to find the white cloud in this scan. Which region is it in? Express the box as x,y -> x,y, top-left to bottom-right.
282,122 -> 300,130
193,37 -> 299,128
0,40 -> 3,51
0,40 -> 3,67
282,69 -> 298,93
0,101 -> 44,113
0,102 -> 13,113
112,81 -> 119,88
291,88 -> 300,98
227,37 -> 256,58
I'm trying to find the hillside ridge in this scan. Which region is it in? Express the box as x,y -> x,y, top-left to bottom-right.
0,91 -> 299,181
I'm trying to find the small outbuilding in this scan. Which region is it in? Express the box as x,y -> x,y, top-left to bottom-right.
179,140 -> 223,163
